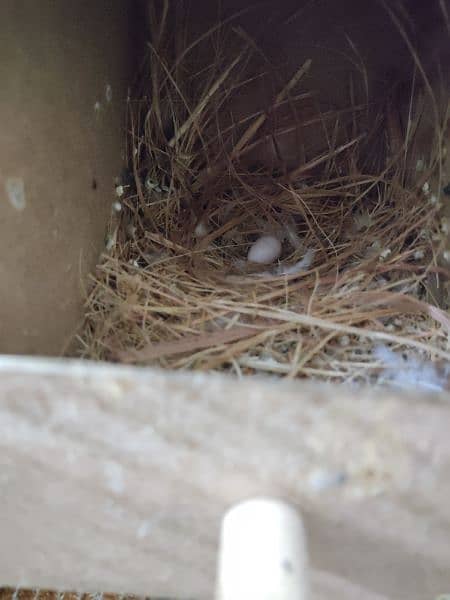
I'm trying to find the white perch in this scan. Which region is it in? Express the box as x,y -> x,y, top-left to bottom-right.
216,498 -> 309,600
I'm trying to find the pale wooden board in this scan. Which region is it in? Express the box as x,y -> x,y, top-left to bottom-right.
0,357 -> 449,599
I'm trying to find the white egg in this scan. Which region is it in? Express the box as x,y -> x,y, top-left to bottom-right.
248,235 -> 282,264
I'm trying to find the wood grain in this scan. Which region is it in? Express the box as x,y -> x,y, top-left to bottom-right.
0,357 -> 449,599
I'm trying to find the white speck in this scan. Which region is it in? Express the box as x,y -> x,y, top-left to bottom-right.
105,84 -> 113,103
422,182 -> 430,195
441,219 -> 449,234
104,461 -> 125,494
276,249 -> 315,276
339,335 -> 350,347
353,210 -> 373,231
415,158 -> 425,172
94,101 -> 102,112
413,249 -> 425,260
145,177 -> 162,193
115,185 -> 125,197
5,177 -> 26,211
106,227 -> 117,251
430,194 -> 439,206
308,468 -> 347,492
194,221 -> 209,238
379,248 -> 392,260
374,345 -> 448,392
371,239 -> 381,251
443,250 -> 450,263
137,520 -> 152,539
113,201 -> 122,212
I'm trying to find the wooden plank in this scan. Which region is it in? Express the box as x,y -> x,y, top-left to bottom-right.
0,357 -> 449,599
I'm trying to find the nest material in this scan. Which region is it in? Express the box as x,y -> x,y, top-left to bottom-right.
79,2 -> 450,385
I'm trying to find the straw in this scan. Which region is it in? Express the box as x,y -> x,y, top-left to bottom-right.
77,1 -> 449,387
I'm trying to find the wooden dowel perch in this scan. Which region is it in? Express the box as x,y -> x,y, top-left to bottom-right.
216,499 -> 309,600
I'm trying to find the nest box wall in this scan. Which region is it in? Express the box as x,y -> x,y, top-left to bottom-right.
0,1 -> 141,355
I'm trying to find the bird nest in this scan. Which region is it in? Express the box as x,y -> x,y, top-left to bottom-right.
78,2 -> 450,388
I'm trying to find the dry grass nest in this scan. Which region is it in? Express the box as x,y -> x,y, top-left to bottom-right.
78,2 -> 450,387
